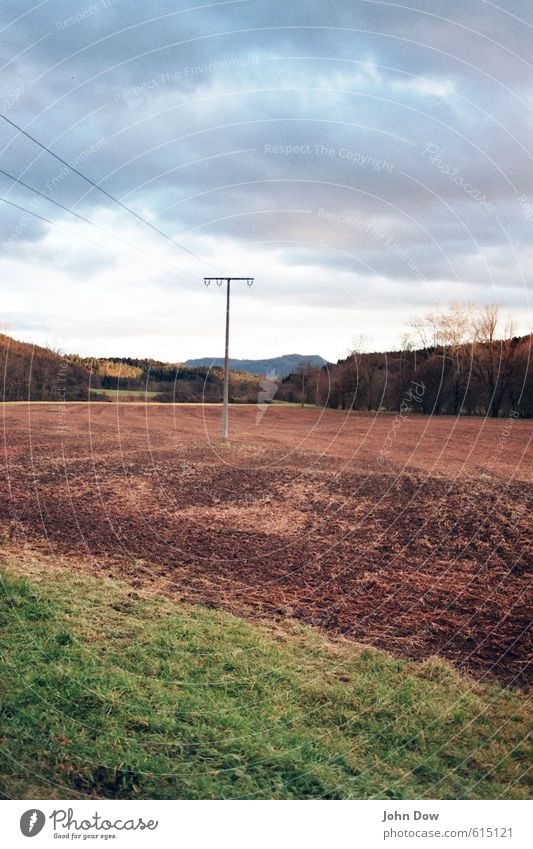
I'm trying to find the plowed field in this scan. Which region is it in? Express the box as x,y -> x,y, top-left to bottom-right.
1,403 -> 531,684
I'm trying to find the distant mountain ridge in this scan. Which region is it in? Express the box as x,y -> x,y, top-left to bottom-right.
184,353 -> 329,377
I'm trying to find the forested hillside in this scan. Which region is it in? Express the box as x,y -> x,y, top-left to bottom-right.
0,336 -> 260,403
0,334 -> 90,401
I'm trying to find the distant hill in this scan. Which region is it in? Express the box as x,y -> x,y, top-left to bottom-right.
184,354 -> 329,377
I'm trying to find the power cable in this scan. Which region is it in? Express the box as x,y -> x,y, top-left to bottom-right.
1,113 -> 215,271
0,165 -> 198,284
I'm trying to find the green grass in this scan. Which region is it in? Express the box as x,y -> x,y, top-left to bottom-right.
0,557 -> 530,800
89,388 -> 159,398
271,400 -> 318,408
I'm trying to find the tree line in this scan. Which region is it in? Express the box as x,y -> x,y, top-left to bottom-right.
0,336 -> 261,403
2,304 -> 531,415
69,355 -> 261,402
278,304 -> 532,417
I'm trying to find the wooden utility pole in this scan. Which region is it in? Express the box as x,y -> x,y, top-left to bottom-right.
204,277 -> 254,440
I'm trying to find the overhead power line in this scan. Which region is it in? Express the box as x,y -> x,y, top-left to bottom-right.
0,112 -> 210,268
0,166 -> 197,284
0,193 -> 200,283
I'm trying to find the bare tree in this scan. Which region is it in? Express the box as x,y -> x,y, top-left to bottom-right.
472,305 -> 516,417
409,303 -> 473,414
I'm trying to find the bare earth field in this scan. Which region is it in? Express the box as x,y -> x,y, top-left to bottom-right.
1,403 -> 531,685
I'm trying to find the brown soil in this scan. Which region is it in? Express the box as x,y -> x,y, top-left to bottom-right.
1,402 -> 531,685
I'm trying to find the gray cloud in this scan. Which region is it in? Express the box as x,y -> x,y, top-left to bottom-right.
0,0 -> 532,357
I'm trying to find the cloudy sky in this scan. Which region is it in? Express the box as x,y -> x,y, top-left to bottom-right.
0,0 -> 532,362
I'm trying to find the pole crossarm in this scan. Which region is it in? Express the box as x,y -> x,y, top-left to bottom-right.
204,277 -> 254,286
203,276 -> 254,439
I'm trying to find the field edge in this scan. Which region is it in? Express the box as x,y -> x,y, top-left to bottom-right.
0,551 -> 530,801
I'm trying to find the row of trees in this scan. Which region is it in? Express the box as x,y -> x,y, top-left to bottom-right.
278,305 -> 532,417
